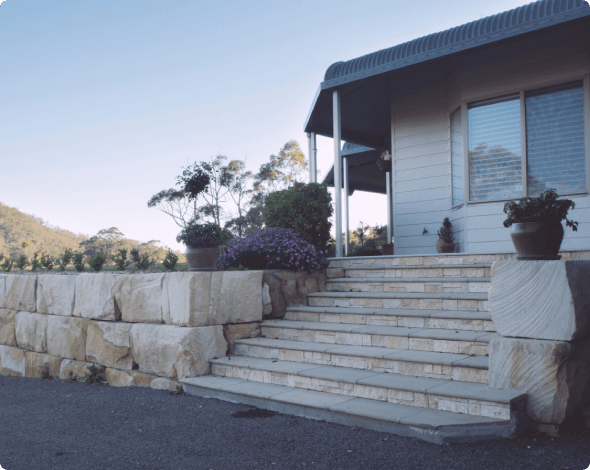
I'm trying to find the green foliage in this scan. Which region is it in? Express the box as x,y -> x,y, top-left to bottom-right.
82,364 -> 106,385
112,249 -> 131,271
88,251 -> 107,272
437,218 -> 454,243
162,249 -> 179,271
503,189 -> 578,231
15,255 -> 29,271
40,253 -> 54,270
64,371 -> 75,383
1,258 -> 13,272
31,252 -> 42,272
130,248 -> 155,270
169,385 -> 185,395
38,365 -> 52,381
264,182 -> 333,252
73,253 -> 86,272
57,248 -> 75,271
176,223 -> 232,248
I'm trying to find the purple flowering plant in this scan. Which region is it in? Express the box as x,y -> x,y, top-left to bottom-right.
216,228 -> 324,273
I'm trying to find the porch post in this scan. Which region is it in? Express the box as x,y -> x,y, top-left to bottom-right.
307,133 -> 313,183
333,90 -> 343,258
344,156 -> 350,255
386,171 -> 393,244
311,133 -> 317,183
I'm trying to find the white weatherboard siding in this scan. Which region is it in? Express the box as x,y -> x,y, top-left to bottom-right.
390,33 -> 590,255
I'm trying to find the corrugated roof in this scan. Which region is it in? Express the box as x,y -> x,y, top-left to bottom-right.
322,0 -> 588,84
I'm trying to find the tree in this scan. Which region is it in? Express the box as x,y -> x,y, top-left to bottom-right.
224,159 -> 253,237
198,155 -> 233,226
147,188 -> 197,229
253,140 -> 308,195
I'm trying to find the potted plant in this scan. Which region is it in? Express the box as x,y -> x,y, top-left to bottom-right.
436,218 -> 455,253
503,189 -> 578,260
177,223 -> 232,270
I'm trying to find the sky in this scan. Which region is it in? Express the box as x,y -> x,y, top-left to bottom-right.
0,0 -> 535,253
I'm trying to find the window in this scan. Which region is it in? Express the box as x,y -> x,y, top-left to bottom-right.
464,80 -> 586,203
451,108 -> 463,206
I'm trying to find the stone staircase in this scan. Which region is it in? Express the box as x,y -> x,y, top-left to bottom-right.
181,254 -> 528,444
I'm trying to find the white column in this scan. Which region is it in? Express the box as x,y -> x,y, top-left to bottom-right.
344,156 -> 350,256
311,133 -> 317,183
307,133 -> 313,183
333,90 -> 343,258
386,171 -> 393,244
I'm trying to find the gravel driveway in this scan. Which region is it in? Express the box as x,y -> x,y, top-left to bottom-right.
0,375 -> 588,470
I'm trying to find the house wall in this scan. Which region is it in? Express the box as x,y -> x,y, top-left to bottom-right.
391,38 -> 590,255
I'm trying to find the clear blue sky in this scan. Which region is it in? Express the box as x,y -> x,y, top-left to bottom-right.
0,0 -> 533,252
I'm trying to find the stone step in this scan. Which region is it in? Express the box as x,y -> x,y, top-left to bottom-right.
307,291 -> 489,312
285,306 -> 496,332
328,253 -> 502,269
326,277 -> 491,294
233,337 -> 490,384
261,320 -> 497,356
180,375 -> 523,444
210,356 -> 525,420
329,265 -> 492,280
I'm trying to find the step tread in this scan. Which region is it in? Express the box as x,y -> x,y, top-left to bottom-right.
210,356 -> 523,404
234,337 -> 489,368
287,305 -> 492,320
327,277 -> 491,283
180,375 -> 508,430
338,264 -> 492,270
261,320 -> 498,342
308,291 -> 487,299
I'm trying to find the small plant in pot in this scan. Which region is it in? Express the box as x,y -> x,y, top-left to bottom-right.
177,223 -> 232,270
436,218 -> 455,253
503,189 -> 578,260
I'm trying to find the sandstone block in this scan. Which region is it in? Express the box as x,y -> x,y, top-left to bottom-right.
46,316 -> 89,361
86,321 -> 135,370
162,272 -> 211,327
115,273 -> 165,323
209,271 -> 263,324
0,275 -> 6,308
59,359 -> 94,381
223,322 -> 261,355
0,309 -> 17,346
129,324 -> 226,378
5,275 -> 37,312
15,311 -> 48,353
489,261 -> 590,341
105,368 -> 134,387
25,351 -> 62,379
151,377 -> 181,392
73,274 -> 122,321
36,275 -> 76,316
262,270 -> 326,319
0,345 -> 25,376
489,337 -> 590,424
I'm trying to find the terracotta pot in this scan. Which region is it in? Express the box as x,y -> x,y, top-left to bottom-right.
436,239 -> 455,254
185,245 -> 219,271
510,219 -> 564,260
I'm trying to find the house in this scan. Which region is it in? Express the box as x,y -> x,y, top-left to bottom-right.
305,0 -> 590,257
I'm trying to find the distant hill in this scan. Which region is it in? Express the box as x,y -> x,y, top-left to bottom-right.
0,202 -> 185,264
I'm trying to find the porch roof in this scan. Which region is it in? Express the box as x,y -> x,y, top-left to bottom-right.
321,142 -> 385,195
304,0 -> 590,149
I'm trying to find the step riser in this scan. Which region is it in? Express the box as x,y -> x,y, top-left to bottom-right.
234,344 -> 489,384
326,281 -> 490,294
261,327 -> 489,356
335,267 -> 491,279
308,297 -> 489,312
330,255 -> 499,269
211,363 -> 510,420
284,311 -> 497,332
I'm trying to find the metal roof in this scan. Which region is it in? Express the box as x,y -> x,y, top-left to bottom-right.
322,0 -> 589,87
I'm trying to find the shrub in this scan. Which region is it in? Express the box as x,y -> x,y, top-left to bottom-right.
437,218 -> 454,243
40,253 -> 54,271
112,249 -> 131,271
176,223 -> 232,248
15,255 -> 29,271
1,258 -> 13,272
263,182 -> 333,252
88,251 -> 108,272
31,252 -> 42,272
503,188 -> 578,230
130,248 -> 155,271
162,249 -> 179,271
217,228 -> 323,273
57,248 -> 75,271
73,253 -> 86,272
83,364 -> 106,385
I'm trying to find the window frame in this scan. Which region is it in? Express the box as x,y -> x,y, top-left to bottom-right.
450,73 -> 590,208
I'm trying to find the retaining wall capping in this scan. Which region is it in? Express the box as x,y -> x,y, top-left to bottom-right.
488,260 -> 590,430
0,270 -> 324,389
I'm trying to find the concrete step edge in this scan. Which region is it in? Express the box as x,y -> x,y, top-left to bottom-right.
308,291 -> 488,300
333,264 -> 493,270
180,376 -> 517,444
326,277 -> 491,283
285,306 -> 492,320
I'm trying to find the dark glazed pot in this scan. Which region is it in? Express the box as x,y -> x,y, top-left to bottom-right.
436,239 -> 455,253
185,245 -> 219,271
510,220 -> 564,260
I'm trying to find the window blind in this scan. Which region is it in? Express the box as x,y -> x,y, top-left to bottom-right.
525,81 -> 586,196
468,94 -> 522,202
451,108 -> 463,206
